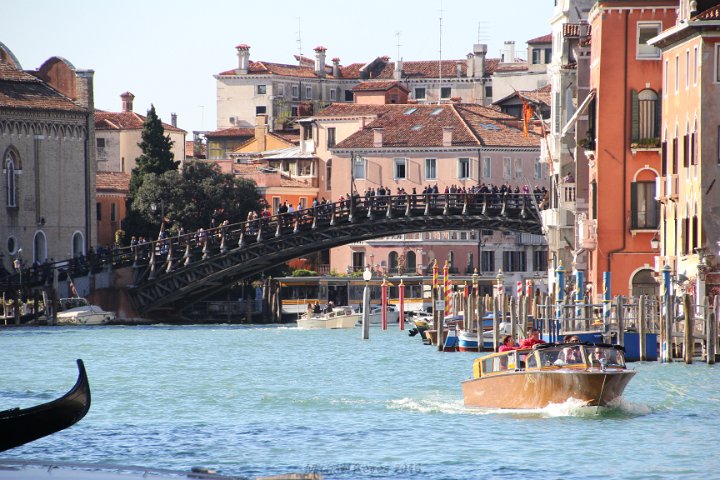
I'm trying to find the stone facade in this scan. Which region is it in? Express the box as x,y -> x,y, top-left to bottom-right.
0,43 -> 96,271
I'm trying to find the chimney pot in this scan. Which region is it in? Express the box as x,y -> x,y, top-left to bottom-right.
373,128 -> 384,147
332,57 -> 341,77
236,44 -> 251,74
315,46 -> 327,77
442,127 -> 453,147
120,91 -> 134,113
171,113 -> 177,127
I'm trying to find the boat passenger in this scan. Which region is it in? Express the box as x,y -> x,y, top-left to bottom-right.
519,328 -> 546,349
589,347 -> 607,367
313,302 -> 321,314
498,335 -> 519,352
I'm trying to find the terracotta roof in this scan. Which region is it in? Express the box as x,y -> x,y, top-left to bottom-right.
455,104 -> 541,148
527,33 -> 552,44
280,175 -> 314,188
219,57 -> 501,80
373,59 -> 500,79
314,103 -> 390,118
271,130 -> 300,145
95,110 -> 185,133
204,127 -> 255,138
0,62 -> 84,112
352,81 -> 409,92
524,84 -> 551,105
96,171 -> 130,192
494,64 -> 529,73
327,103 -> 539,150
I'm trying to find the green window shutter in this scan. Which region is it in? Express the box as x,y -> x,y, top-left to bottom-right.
630,89 -> 639,142
630,182 -> 638,229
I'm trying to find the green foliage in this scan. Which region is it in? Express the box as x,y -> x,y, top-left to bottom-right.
291,269 -> 318,277
128,105 -> 179,197
130,160 -> 262,235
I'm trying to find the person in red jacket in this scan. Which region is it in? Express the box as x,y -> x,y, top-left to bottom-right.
498,335 -> 519,352
519,328 -> 546,349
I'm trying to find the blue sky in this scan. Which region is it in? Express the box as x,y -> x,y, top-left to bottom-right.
4,0 -> 552,136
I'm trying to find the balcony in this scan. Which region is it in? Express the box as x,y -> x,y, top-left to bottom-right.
540,208 -> 572,228
558,182 -> 576,211
578,214 -> 597,249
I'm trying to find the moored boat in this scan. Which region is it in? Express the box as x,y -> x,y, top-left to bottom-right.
0,359 -> 91,451
296,306 -> 359,329
462,343 -> 636,409
55,298 -> 115,325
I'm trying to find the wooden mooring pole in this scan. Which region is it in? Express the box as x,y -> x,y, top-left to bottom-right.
683,294 -> 693,364
616,296 -> 625,348
638,295 -> 647,361
709,296 -> 718,365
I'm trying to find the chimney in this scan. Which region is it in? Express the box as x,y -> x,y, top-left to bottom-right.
442,127 -> 453,147
332,57 -> 341,77
373,128 -> 384,147
236,44 -> 250,74
469,44 -> 486,79
171,113 -> 177,127
120,91 -> 134,112
502,41 -> 516,63
394,58 -> 403,81
255,114 -> 268,152
314,46 -> 327,77
74,69 -> 95,110
455,61 -> 463,78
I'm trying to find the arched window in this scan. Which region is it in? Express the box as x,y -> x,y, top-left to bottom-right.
631,89 -> 660,146
72,231 -> 85,258
388,251 -> 399,274
33,231 -> 47,264
631,269 -> 658,297
4,150 -> 18,208
406,251 -> 417,273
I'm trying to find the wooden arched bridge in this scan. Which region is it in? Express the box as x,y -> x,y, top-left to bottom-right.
3,192 -> 544,318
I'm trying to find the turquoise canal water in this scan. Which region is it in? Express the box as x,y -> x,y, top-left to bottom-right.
1,324 -> 719,479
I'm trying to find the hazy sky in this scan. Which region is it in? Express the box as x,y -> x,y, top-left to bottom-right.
4,0 -> 552,136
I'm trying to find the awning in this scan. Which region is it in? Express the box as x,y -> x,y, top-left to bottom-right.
561,89 -> 596,137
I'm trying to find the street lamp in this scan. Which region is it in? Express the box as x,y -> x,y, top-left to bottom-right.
650,231 -> 660,250
477,229 -> 487,272
151,200 -> 166,239
13,249 -> 22,302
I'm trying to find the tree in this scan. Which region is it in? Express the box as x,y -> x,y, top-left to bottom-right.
125,105 -> 180,237
131,160 -> 263,235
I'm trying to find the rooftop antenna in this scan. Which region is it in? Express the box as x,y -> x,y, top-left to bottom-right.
296,17 -> 303,58
477,21 -> 490,43
395,31 -> 402,62
438,0 -> 443,104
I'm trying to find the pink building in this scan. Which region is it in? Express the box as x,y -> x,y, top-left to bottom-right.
307,102 -> 550,289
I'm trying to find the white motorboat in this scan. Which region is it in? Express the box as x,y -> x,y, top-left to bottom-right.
369,305 -> 400,325
296,306 -> 360,329
55,298 -> 115,326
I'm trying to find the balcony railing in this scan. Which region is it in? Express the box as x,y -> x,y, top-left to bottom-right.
558,182 -> 576,211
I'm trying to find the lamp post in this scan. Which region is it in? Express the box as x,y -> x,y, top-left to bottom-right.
13,248 -> 23,303
477,229 -> 486,272
361,266 -> 372,340
151,200 -> 165,239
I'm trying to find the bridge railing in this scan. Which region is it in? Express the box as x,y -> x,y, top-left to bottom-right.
0,192 -> 543,292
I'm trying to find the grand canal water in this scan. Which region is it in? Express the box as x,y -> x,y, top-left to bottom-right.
1,324 -> 719,479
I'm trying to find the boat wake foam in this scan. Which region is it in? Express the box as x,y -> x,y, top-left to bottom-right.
387,396 -> 651,418
387,397 -> 490,415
